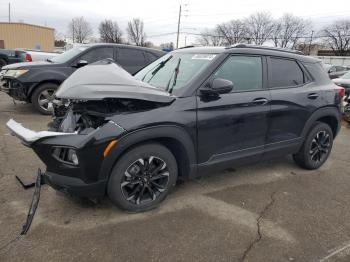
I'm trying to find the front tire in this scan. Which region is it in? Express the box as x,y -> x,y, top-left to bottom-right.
31,83 -> 59,115
293,122 -> 334,170
107,143 -> 178,212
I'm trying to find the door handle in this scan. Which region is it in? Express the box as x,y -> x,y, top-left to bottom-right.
251,98 -> 268,105
307,93 -> 319,99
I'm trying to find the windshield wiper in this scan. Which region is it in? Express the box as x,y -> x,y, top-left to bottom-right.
142,55 -> 173,82
165,58 -> 181,94
46,58 -> 53,63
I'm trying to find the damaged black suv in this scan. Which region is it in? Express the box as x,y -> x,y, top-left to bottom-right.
7,44 -> 343,212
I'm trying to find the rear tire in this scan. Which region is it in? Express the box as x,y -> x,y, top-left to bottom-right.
107,143 -> 178,212
31,83 -> 59,115
293,122 -> 333,170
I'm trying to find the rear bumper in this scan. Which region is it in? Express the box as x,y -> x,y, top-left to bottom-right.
43,171 -> 107,197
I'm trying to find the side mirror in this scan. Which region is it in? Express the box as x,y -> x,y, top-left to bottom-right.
200,78 -> 233,96
75,60 -> 88,68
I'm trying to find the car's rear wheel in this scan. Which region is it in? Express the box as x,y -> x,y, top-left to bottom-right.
293,122 -> 333,170
31,83 -> 59,115
107,143 -> 178,212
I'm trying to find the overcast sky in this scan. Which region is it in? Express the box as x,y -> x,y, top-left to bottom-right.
1,0 -> 350,46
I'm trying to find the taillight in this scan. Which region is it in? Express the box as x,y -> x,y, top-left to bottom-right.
335,86 -> 345,98
25,53 -> 32,62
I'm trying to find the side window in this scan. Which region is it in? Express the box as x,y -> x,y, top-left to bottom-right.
117,48 -> 146,67
213,56 -> 263,92
145,52 -> 159,63
79,47 -> 114,63
268,58 -> 305,88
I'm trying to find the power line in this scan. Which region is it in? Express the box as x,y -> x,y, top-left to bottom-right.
148,31 -> 350,40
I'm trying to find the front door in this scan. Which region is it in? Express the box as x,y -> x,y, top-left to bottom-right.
197,55 -> 270,165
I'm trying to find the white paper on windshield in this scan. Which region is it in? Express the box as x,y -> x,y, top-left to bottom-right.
191,54 -> 216,60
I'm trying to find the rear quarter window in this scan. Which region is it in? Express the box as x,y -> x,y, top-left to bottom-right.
303,62 -> 332,84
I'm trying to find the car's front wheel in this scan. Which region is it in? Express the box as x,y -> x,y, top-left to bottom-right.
31,83 -> 59,115
293,122 -> 334,170
107,143 -> 178,212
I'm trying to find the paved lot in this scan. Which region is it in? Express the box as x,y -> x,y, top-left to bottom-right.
0,91 -> 350,262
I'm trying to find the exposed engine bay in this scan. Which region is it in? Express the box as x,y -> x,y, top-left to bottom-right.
49,98 -> 167,133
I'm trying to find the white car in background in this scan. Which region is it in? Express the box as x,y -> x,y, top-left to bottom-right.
16,49 -> 60,62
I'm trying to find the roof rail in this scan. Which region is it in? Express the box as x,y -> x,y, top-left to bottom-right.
177,45 -> 195,49
226,43 -> 304,55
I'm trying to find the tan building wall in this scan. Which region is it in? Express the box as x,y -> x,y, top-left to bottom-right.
0,22 -> 54,52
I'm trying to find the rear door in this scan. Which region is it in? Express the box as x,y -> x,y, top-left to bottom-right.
196,55 -> 270,165
266,57 -> 320,155
116,48 -> 147,74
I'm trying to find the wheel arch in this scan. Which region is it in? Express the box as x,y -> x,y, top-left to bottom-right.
301,106 -> 341,139
28,80 -> 61,100
99,125 -> 197,182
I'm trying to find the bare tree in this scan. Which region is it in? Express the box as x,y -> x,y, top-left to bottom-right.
68,17 -> 93,43
216,19 -> 248,45
321,20 -> 350,56
272,14 -> 310,49
197,28 -> 223,46
245,12 -> 274,45
99,19 -> 123,43
160,42 -> 174,50
127,18 -> 146,46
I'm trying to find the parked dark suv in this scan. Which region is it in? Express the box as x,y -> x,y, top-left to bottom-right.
7,44 -> 343,212
0,44 -> 165,114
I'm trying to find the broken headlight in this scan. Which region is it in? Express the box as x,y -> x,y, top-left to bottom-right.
52,147 -> 79,165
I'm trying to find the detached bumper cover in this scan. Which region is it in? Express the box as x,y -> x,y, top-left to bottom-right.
6,119 -> 73,144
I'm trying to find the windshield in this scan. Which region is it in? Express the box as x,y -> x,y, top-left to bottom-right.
134,53 -> 216,93
342,71 -> 350,79
50,46 -> 89,63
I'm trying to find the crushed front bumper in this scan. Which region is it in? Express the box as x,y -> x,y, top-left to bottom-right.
0,77 -> 32,101
6,119 -> 125,198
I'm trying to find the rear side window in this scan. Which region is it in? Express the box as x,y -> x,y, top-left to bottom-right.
79,47 -> 114,63
268,58 -> 305,88
213,55 -> 263,92
117,48 -> 146,67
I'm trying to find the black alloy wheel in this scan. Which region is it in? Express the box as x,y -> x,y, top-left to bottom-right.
293,122 -> 334,170
309,131 -> 331,163
121,156 -> 170,205
108,143 -> 178,212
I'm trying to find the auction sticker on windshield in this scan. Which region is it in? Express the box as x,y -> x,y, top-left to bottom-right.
191,54 -> 216,60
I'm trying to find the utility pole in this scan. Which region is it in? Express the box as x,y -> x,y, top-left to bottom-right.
72,20 -> 75,43
308,30 -> 314,55
176,5 -> 181,49
8,2 -> 11,23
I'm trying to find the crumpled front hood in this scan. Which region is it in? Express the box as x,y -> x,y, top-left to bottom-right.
55,60 -> 176,103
